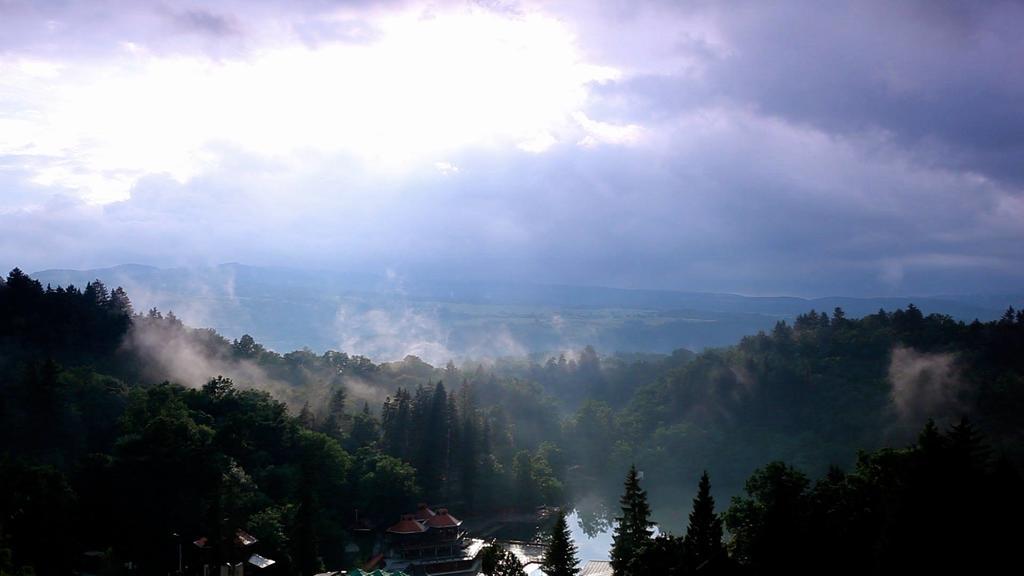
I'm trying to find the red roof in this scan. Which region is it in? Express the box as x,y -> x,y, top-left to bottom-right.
387,514 -> 428,534
414,503 -> 436,520
425,508 -> 462,528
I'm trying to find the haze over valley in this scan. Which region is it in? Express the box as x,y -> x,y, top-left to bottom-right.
2,1 -> 1023,575
30,263 -> 1018,362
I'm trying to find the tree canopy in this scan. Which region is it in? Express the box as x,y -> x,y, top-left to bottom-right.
1,268 -> 1022,575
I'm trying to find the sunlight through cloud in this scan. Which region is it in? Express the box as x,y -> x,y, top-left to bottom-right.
0,4 -> 632,204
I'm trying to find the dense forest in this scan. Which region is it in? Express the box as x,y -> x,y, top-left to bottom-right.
604,416 -> 1022,576
1,267 -> 1022,575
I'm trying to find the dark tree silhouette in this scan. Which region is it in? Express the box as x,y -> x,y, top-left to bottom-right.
482,546 -> 525,576
611,465 -> 654,576
724,462 -> 809,573
346,402 -> 380,451
682,471 -> 724,572
542,510 -> 580,576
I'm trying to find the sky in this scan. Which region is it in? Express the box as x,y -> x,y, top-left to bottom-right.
1,0 -> 1022,297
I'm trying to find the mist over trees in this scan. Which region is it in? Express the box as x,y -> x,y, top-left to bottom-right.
2,268 -> 1023,574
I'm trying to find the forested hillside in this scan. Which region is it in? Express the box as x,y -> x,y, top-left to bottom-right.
0,269 -> 566,574
609,417 -> 1022,576
2,268 -> 1022,574
580,304 -> 1024,514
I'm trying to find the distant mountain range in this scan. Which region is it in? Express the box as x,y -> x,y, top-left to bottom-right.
30,264 -> 1021,362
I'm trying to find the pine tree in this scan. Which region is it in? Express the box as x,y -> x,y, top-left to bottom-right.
458,381 -> 479,506
319,386 -> 347,440
513,450 -> 537,507
446,392 -> 460,500
918,418 -> 945,454
346,402 -> 379,451
418,381 -> 449,498
610,465 -> 654,576
328,385 -> 346,416
108,286 -> 133,315
381,388 -> 411,458
681,471 -> 724,572
947,416 -> 989,470
84,280 -> 109,307
298,402 -> 315,429
542,510 -> 580,576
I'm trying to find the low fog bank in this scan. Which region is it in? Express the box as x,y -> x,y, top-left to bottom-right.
889,346 -> 965,428
118,311 -> 392,413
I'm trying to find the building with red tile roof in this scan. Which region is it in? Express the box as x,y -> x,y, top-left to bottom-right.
386,514 -> 428,535
414,503 -> 436,520
382,505 -> 482,576
425,509 -> 461,529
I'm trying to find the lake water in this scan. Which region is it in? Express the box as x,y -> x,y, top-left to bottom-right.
493,509 -> 641,562
566,510 -> 615,562
487,501 -> 662,563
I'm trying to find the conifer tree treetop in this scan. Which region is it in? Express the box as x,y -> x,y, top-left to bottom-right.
682,470 -> 724,571
610,464 -> 654,576
542,510 -> 580,576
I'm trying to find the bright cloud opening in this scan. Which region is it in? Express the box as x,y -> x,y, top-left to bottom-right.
0,5 -> 633,204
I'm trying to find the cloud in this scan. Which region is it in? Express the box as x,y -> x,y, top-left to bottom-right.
1,0 -> 1022,297
168,8 -> 241,37
334,303 -> 452,364
571,0 -> 1024,185
332,300 -> 528,365
0,2 -> 631,203
888,346 -> 964,425
574,112 -> 643,147
3,103 -> 1023,296
434,161 -> 459,176
120,312 -> 395,412
122,317 -> 300,403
